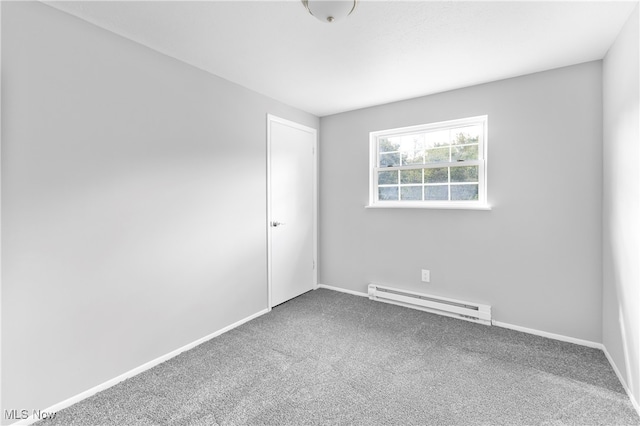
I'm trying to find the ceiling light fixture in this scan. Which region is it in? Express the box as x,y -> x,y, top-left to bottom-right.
302,0 -> 358,24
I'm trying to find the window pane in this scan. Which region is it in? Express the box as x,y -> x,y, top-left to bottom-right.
379,186 -> 399,201
379,137 -> 400,153
400,134 -> 425,165
400,169 -> 422,184
451,125 -> 481,145
380,152 -> 400,167
424,129 -> 450,149
424,167 -> 448,184
425,185 -> 448,200
450,166 -> 478,183
451,184 -> 479,200
372,117 -> 486,207
401,186 -> 422,201
425,147 -> 450,163
378,171 -> 398,185
452,144 -> 478,161
403,150 -> 425,165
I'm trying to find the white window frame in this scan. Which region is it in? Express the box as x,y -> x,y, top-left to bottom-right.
368,115 -> 489,210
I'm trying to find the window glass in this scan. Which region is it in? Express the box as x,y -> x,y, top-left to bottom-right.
369,116 -> 487,208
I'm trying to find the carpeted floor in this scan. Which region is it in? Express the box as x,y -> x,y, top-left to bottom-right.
37,288 -> 639,425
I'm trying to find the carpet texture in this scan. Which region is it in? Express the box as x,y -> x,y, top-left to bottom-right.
36,289 -> 639,425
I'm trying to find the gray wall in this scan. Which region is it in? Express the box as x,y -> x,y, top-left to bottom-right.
319,62 -> 603,343
1,1 -> 317,415
603,4 -> 640,408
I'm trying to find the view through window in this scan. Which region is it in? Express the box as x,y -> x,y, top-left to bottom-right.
369,116 -> 488,208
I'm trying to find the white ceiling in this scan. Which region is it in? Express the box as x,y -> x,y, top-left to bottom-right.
45,0 -> 637,117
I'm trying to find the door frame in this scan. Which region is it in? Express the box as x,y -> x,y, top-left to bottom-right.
266,114 -> 318,311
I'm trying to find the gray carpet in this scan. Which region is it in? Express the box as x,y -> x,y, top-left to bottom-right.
37,288 -> 639,425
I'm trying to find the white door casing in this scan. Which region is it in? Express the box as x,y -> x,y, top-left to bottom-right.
267,115 -> 317,308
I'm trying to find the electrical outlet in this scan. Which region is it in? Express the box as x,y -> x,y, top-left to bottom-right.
421,269 -> 430,283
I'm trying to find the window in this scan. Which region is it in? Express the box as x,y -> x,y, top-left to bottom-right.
369,116 -> 488,209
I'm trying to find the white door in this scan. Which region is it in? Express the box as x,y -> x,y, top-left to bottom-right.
267,115 -> 317,308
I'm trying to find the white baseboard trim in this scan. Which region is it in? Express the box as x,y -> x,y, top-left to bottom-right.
316,283 -> 368,297
492,320 -> 602,349
12,308 -> 270,426
602,345 -> 640,417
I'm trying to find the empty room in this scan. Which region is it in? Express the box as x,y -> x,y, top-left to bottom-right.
1,0 -> 639,425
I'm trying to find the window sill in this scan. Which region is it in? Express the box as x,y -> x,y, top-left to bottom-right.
365,203 -> 491,211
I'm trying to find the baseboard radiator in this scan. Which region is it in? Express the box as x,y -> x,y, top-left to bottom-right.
368,284 -> 492,326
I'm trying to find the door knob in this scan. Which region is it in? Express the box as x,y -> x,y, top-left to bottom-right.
271,221 -> 285,227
